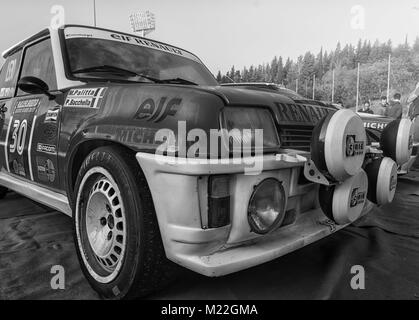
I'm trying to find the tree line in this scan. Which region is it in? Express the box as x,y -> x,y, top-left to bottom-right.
216,37 -> 419,107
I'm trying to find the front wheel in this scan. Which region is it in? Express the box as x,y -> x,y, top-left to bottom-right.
73,146 -> 175,299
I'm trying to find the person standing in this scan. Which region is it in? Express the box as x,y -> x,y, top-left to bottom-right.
407,82 -> 419,120
386,93 -> 403,120
360,100 -> 374,114
407,83 -> 419,145
374,96 -> 388,116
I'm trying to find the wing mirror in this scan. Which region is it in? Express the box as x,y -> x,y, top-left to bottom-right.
17,76 -> 55,100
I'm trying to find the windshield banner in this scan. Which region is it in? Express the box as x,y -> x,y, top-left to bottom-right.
64,27 -> 202,63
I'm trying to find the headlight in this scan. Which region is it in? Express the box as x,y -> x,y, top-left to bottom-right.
248,178 -> 286,234
220,107 -> 280,151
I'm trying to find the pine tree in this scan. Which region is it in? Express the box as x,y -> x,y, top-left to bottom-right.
216,71 -> 222,83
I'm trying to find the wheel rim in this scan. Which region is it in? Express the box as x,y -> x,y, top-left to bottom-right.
76,167 -> 127,284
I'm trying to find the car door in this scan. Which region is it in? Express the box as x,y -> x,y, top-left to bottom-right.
5,37 -> 61,191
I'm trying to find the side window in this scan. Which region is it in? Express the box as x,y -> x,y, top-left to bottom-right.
0,51 -> 22,99
18,38 -> 57,95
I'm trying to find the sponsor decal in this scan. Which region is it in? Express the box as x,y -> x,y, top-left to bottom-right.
64,27 -> 201,63
275,102 -> 332,125
42,123 -> 58,141
134,97 -> 182,122
350,188 -> 366,208
14,98 -> 40,114
64,88 -> 106,109
346,135 -> 365,157
12,159 -> 26,177
390,174 -> 397,191
45,107 -> 60,123
95,125 -> 159,146
364,122 -> 388,131
37,143 -> 57,155
36,157 -> 56,183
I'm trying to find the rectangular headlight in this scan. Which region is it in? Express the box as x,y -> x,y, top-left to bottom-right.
220,107 -> 280,151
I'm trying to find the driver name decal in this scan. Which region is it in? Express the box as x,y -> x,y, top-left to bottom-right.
64,88 -> 107,109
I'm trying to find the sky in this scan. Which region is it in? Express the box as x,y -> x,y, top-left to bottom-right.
1,0 -> 419,74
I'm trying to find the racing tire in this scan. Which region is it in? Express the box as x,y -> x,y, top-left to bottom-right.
0,186 -> 7,199
73,146 -> 176,299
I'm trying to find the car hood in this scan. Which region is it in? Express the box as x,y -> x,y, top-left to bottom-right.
199,85 -> 335,127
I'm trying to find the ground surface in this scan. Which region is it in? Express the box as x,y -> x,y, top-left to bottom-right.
1,164 -> 418,300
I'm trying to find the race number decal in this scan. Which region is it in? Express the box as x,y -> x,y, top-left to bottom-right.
6,98 -> 40,179
9,119 -> 28,155
5,59 -> 17,83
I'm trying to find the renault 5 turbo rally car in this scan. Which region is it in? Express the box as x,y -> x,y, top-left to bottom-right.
222,83 -> 418,174
0,26 -> 414,299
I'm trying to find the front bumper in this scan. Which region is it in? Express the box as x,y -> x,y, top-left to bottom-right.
136,152 -> 374,277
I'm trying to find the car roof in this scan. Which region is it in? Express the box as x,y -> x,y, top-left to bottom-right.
3,25 -> 202,62
2,28 -> 49,58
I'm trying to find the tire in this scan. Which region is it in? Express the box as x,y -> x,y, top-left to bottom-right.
0,186 -> 7,199
73,146 -> 176,299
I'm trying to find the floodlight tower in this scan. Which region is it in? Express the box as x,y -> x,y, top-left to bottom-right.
129,11 -> 156,37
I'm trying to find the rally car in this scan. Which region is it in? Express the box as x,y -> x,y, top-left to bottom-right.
0,26 -> 414,299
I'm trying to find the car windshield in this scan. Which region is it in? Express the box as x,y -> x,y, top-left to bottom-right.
64,28 -> 218,86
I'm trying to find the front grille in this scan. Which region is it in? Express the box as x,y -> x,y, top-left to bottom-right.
281,125 -> 314,152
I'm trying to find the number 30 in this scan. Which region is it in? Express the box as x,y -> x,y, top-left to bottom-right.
10,119 -> 28,155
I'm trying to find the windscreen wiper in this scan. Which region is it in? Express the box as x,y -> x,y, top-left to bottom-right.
160,78 -> 198,85
72,65 -> 162,83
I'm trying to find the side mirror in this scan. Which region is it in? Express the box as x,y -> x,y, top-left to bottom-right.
17,76 -> 55,100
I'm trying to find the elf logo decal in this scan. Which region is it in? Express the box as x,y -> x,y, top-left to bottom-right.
346,135 -> 364,157
350,188 -> 366,208
64,88 -> 106,109
135,97 -> 182,122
